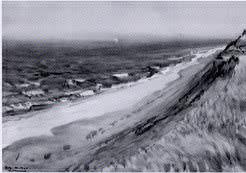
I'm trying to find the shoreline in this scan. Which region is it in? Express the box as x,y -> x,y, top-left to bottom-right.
2,45 -> 223,122
2,45 -> 223,120
2,46 -> 224,148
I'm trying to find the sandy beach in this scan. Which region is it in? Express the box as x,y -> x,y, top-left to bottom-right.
2,47 -> 223,149
2,45 -> 228,172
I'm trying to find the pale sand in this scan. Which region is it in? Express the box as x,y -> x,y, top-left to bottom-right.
3,46 -> 226,171
2,47 -> 223,148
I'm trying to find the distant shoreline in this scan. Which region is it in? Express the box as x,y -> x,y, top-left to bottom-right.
2,44 -> 223,120
2,46 -> 223,148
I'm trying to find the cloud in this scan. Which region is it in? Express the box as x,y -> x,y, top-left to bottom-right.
3,1 -> 246,40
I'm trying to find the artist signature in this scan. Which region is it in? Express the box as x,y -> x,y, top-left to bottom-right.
4,166 -> 28,172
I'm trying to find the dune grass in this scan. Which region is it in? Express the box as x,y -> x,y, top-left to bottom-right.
102,55 -> 246,172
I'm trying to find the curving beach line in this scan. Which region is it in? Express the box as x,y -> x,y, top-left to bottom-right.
2,46 -> 224,148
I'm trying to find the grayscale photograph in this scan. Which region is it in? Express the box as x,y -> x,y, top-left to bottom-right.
2,1 -> 246,172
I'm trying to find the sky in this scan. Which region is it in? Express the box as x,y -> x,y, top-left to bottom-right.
3,1 -> 246,41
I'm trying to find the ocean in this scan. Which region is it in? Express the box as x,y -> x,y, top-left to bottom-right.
2,39 -> 227,117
